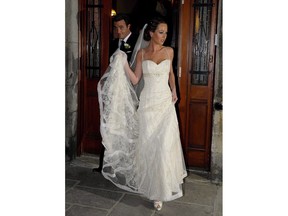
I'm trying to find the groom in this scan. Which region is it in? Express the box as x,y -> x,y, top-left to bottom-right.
109,13 -> 139,63
93,13 -> 138,173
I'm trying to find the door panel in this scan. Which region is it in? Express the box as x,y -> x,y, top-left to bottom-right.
78,0 -> 112,155
188,100 -> 208,167
188,101 -> 207,148
179,0 -> 218,170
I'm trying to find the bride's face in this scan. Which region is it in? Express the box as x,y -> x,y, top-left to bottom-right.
151,23 -> 168,45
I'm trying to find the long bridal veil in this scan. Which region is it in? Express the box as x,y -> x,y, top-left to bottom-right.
130,24 -> 148,98
97,24 -> 148,192
129,24 -> 148,69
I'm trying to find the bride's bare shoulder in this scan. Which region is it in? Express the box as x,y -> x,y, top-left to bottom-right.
137,48 -> 146,56
163,46 -> 173,53
163,46 -> 174,59
136,49 -> 144,61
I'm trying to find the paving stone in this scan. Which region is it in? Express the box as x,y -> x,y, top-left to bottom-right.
65,164 -> 222,216
66,179 -> 79,191
66,185 -> 123,209
65,205 -> 107,216
109,194 -> 154,216
78,171 -> 126,192
155,202 -> 213,216
185,172 -> 211,183
178,182 -> 218,206
66,203 -> 71,210
66,166 -> 92,181
213,185 -> 222,216
183,181 -> 218,192
66,165 -> 127,192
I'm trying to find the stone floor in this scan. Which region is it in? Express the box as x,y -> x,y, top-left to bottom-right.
65,155 -> 222,216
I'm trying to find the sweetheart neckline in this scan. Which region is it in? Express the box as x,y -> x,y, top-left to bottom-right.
142,59 -> 170,65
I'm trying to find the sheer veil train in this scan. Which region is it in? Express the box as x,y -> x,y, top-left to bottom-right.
97,24 -> 148,193
130,24 -> 148,98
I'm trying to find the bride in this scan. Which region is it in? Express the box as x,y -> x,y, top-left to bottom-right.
98,17 -> 187,211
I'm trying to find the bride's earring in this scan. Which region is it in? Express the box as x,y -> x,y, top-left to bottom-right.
154,201 -> 163,211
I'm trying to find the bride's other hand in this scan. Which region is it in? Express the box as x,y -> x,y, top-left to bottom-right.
172,89 -> 178,104
119,51 -> 128,65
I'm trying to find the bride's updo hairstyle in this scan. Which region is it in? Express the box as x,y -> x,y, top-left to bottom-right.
144,17 -> 167,41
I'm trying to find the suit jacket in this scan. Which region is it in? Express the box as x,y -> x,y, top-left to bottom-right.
110,33 -> 139,63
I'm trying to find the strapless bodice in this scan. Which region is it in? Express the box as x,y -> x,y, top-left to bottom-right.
141,59 -> 171,97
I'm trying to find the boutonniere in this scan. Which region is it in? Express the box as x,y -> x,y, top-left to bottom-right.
124,42 -> 131,49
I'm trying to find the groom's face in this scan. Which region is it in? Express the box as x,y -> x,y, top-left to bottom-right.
114,19 -> 131,40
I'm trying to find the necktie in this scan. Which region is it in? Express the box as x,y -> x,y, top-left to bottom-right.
120,40 -> 125,50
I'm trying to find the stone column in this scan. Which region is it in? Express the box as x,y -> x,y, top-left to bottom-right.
65,0 -> 79,161
211,0 -> 223,183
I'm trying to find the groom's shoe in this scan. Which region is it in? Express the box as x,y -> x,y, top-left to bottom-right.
92,167 -> 102,173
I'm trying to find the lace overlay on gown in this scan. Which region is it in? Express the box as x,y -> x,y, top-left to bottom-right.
98,50 -> 140,192
98,48 -> 187,202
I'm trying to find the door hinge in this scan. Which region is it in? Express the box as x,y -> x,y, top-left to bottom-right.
178,66 -> 182,78
214,34 -> 218,46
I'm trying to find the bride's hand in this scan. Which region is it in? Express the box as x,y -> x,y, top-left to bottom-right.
172,89 -> 178,104
121,52 -> 128,65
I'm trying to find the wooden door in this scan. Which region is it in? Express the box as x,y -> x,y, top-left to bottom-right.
178,0 -> 218,170
77,0 -> 112,155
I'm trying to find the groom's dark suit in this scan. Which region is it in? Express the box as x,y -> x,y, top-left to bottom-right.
109,32 -> 139,62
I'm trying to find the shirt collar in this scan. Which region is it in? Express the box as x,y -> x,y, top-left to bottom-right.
122,32 -> 132,43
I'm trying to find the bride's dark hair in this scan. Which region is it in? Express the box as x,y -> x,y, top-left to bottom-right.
144,17 -> 167,41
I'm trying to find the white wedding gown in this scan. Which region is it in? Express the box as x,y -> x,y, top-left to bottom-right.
98,49 -> 187,202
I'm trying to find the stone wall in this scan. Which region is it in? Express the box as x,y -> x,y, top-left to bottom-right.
210,0 -> 223,183
65,0 -> 79,160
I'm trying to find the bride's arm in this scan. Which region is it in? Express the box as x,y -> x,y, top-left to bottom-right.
124,50 -> 143,85
168,48 -> 178,103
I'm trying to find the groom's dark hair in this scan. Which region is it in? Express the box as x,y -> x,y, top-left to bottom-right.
113,13 -> 131,26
